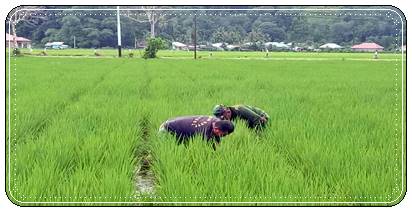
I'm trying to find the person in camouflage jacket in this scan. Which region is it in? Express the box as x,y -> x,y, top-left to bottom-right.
212,104 -> 269,130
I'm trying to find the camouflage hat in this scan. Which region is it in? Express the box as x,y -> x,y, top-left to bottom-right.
212,104 -> 226,117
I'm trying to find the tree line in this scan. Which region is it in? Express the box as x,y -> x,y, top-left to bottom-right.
10,6 -> 404,50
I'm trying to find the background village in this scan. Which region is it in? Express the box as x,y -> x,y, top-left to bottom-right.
6,32 -> 406,53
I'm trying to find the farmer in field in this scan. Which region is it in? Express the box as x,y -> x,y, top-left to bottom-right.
158,115 -> 235,150
374,50 -> 379,59
212,104 -> 270,130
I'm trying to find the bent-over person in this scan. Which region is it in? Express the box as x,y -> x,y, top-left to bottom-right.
159,115 -> 235,150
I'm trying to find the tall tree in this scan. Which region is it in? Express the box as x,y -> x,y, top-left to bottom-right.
125,6 -> 168,38
59,16 -> 82,46
144,7 -> 164,38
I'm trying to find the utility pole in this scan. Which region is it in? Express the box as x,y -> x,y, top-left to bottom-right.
117,6 -> 122,57
193,14 -> 197,60
73,35 -> 76,48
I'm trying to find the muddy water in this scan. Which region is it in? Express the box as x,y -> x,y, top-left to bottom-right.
135,157 -> 155,194
136,171 -> 155,193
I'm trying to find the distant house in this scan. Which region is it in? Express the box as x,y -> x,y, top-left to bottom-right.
211,43 -> 226,51
6,33 -> 31,48
187,45 -> 201,51
292,46 -> 303,52
351,42 -> 384,52
264,42 -> 290,49
45,42 -> 69,49
319,43 -> 342,49
240,42 -> 265,51
172,42 -> 188,50
226,44 -> 240,51
198,44 -> 207,50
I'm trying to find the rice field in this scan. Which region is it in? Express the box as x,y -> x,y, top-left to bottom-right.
5,51 -> 405,206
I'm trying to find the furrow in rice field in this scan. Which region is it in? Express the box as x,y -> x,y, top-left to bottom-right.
133,61 -> 156,196
134,114 -> 155,196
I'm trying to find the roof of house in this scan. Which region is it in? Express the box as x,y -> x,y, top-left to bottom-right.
6,33 -> 31,42
212,43 -> 227,48
226,44 -> 240,49
264,42 -> 290,48
172,42 -> 187,47
351,42 -> 384,49
319,43 -> 342,49
45,42 -> 65,46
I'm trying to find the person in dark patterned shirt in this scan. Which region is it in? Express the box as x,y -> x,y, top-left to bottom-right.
158,115 -> 235,149
212,104 -> 270,130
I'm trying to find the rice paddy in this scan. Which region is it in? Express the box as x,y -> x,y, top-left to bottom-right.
5,51 -> 405,206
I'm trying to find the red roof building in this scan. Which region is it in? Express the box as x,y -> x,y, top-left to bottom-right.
6,33 -> 32,48
351,42 -> 384,52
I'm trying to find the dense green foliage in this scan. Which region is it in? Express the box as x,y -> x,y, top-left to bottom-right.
11,6 -> 404,49
143,37 -> 165,59
6,52 -> 404,205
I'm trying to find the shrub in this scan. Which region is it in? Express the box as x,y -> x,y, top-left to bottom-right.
94,51 -> 101,56
142,37 -> 164,59
39,51 -> 47,56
